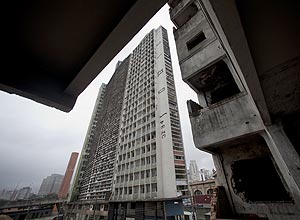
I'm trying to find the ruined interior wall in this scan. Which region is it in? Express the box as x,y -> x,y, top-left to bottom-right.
214,134 -> 300,219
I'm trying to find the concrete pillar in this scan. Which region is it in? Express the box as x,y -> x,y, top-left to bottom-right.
262,125 -> 300,209
211,154 -> 235,214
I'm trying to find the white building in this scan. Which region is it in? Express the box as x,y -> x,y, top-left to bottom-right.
199,168 -> 213,181
111,26 -> 188,201
189,160 -> 201,182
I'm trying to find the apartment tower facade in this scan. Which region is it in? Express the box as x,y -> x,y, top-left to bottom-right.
66,26 -> 188,220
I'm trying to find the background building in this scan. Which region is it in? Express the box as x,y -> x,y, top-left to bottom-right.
188,160 -> 213,183
77,58 -> 129,202
0,190 -> 13,201
0,187 -> 32,201
66,56 -> 130,220
38,174 -> 64,196
66,26 -> 188,220
14,187 -> 32,200
188,160 -> 200,182
58,152 -> 79,199
199,168 -> 213,182
189,179 -> 215,197
69,84 -> 107,202
111,26 -> 188,203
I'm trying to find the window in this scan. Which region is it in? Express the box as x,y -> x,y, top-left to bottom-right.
135,160 -> 140,167
141,171 -> 145,179
129,187 -> 132,194
194,190 -> 202,195
134,186 -> 139,194
207,189 -> 213,195
151,155 -> 156,163
134,172 -> 139,180
146,170 -> 150,178
152,184 -> 157,192
146,184 -> 150,193
151,169 -> 157,177
136,148 -> 140,155
186,32 -> 206,50
146,145 -> 150,152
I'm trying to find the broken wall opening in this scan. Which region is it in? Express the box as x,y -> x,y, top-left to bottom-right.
231,156 -> 291,202
220,135 -> 292,204
188,60 -> 240,106
186,31 -> 206,50
173,2 -> 198,28
282,113 -> 300,157
168,0 -> 183,9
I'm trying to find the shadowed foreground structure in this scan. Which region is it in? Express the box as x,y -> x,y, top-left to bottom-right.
169,0 -> 300,219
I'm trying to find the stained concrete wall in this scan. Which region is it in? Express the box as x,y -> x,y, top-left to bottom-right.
188,93 -> 264,151
213,134 -> 300,219
169,0 -> 300,219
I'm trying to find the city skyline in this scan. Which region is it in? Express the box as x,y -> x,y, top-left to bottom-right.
0,5 -> 214,193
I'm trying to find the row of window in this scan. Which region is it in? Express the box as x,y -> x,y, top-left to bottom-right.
121,121 -> 155,141
117,155 -> 157,171
115,183 -> 157,196
120,131 -> 156,145
116,168 -> 157,183
119,141 -> 156,155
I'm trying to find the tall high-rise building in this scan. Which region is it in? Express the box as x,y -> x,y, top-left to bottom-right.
38,174 -> 64,196
58,152 -> 79,199
69,84 -> 107,202
111,26 -> 188,202
67,26 -> 188,220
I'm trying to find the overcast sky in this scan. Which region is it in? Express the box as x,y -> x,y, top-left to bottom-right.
0,5 -> 214,193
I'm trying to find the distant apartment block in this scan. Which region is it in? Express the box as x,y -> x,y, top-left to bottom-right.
15,187 -> 32,200
0,187 -> 32,201
0,190 -> 13,201
38,174 -> 64,196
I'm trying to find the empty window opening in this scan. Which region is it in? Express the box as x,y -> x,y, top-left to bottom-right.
231,156 -> 292,202
187,32 -> 206,50
173,3 -> 198,27
188,60 -> 240,106
169,0 -> 183,8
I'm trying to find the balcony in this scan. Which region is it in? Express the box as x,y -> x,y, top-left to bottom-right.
169,0 -> 193,21
181,39 -> 225,82
187,93 -> 264,152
